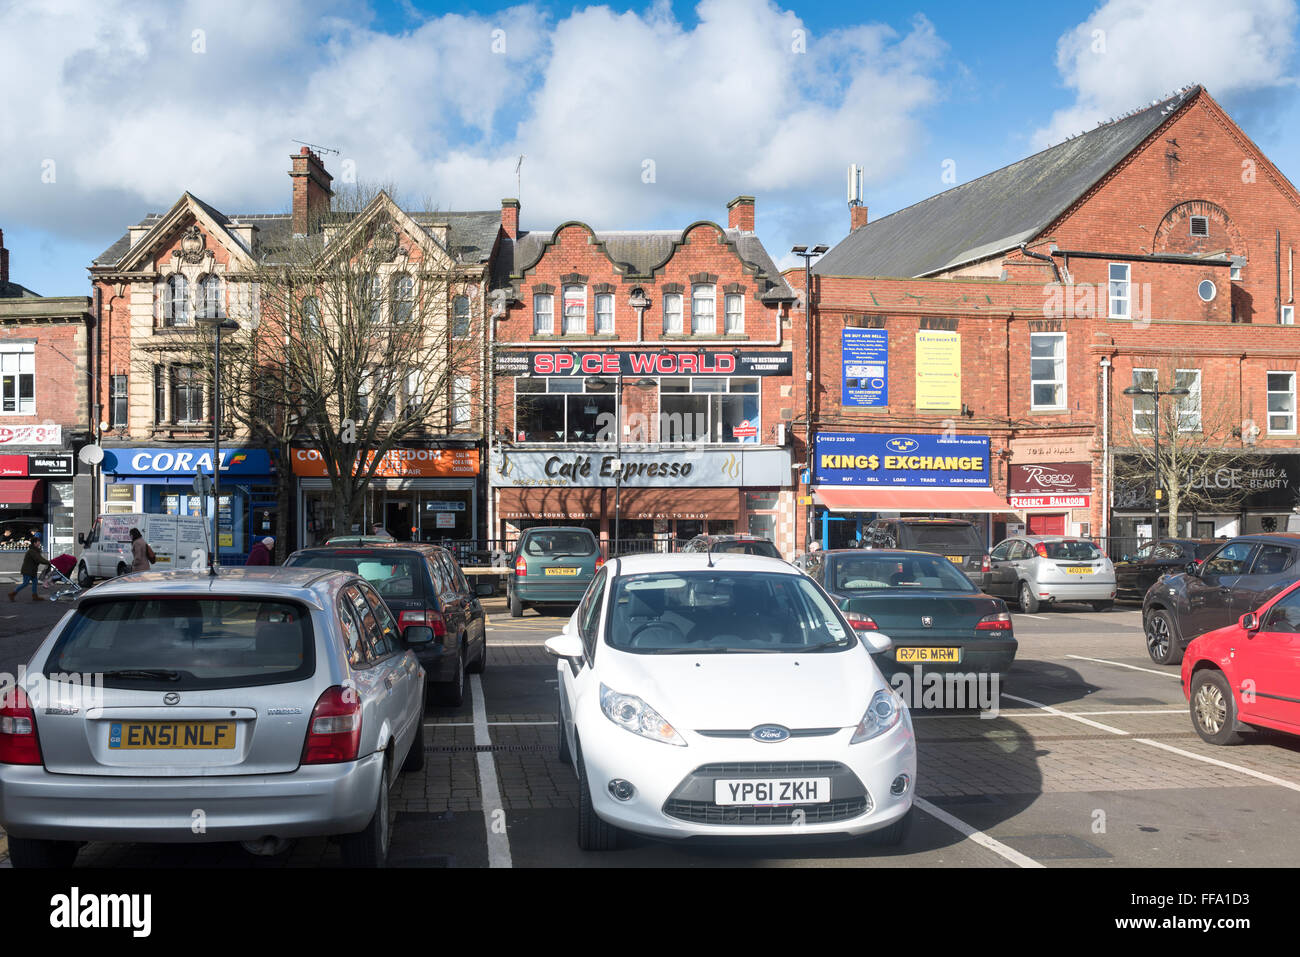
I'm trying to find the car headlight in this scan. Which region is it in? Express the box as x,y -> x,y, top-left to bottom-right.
850,689 -> 903,744
599,684 -> 686,746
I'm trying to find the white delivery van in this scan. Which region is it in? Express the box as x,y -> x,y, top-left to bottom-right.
77,513 -> 211,584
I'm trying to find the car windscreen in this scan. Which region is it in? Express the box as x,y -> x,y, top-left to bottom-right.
1193,543 -> 1220,559
287,553 -> 424,598
830,554 -> 976,592
46,597 -> 314,690
901,524 -> 983,549
1042,540 -> 1102,561
523,530 -> 597,557
605,571 -> 853,654
710,540 -> 781,558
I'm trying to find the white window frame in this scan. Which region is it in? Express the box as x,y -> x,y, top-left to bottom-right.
513,376 -> 616,444
1174,368 -> 1201,433
656,376 -> 760,444
393,273 -> 415,324
533,293 -> 554,335
691,284 -> 716,334
1198,279 -> 1217,303
1108,263 -> 1130,319
1131,368 -> 1157,434
198,275 -> 224,320
724,293 -> 744,335
452,376 -> 472,426
110,373 -> 128,428
663,293 -> 683,334
164,275 -> 191,327
1029,332 -> 1067,410
0,345 -> 35,416
562,285 -> 586,335
452,294 -> 471,337
405,370 -> 424,416
594,293 -> 615,335
1282,305 -> 1294,326
1268,371 -> 1297,435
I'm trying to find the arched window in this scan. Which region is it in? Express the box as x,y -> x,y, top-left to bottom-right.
164,275 -> 189,326
198,275 -> 224,320
452,295 -> 470,338
302,296 -> 321,333
393,274 -> 414,323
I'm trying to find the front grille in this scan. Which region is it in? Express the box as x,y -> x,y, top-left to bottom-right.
695,728 -> 839,739
692,761 -> 844,775
663,797 -> 870,826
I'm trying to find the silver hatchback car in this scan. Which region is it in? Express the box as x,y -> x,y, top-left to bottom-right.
984,536 -> 1117,613
0,567 -> 428,867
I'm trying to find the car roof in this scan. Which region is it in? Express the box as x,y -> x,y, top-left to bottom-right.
520,526 -> 595,534
1019,535 -> 1099,543
819,548 -> 953,558
612,553 -> 799,575
75,567 -> 354,611
1226,533 -> 1300,544
889,518 -> 975,525
293,542 -> 447,555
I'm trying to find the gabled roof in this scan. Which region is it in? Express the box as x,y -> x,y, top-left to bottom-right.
815,86 -> 1202,279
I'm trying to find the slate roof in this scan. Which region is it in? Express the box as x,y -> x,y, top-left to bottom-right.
814,86 -> 1201,279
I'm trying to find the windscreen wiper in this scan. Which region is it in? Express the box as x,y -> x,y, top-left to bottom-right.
101,669 -> 182,681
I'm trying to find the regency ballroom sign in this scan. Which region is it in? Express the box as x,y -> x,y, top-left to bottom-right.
496,349 -> 792,377
491,447 -> 791,488
1008,462 -> 1092,509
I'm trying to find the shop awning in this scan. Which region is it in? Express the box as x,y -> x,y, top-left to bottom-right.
813,486 -> 1011,514
616,487 -> 739,521
0,479 -> 43,505
497,487 -> 604,521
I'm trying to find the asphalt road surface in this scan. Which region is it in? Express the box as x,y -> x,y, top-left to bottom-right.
4,591 -> 1299,868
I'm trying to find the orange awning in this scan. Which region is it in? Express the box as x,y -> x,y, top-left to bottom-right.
813,486 -> 1011,514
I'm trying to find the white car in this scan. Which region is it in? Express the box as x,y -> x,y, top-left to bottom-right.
546,552 -> 917,850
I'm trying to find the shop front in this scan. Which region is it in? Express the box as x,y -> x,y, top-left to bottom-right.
100,447 -> 276,561
293,446 -> 481,546
1007,463 -> 1093,538
0,449 -> 77,555
811,432 -> 1010,549
490,446 -> 794,554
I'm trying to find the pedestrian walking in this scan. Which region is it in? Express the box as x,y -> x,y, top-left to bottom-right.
129,527 -> 154,572
246,536 -> 274,565
10,532 -> 50,602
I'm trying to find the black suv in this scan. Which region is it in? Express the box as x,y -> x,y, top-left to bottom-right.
681,534 -> 782,559
1142,533 -> 1300,665
1115,538 -> 1219,601
862,518 -> 988,582
285,542 -> 487,706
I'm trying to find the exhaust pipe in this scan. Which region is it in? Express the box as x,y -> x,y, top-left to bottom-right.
241,836 -> 293,857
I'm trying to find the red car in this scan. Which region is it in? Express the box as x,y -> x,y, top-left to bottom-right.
1181,578 -> 1300,745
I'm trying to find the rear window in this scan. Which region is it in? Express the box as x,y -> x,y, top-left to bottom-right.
288,553 -> 424,599
901,524 -> 983,550
710,540 -> 781,558
1043,540 -> 1102,561
1194,543 -> 1220,559
830,554 -> 976,592
522,530 -> 597,557
47,597 -> 314,690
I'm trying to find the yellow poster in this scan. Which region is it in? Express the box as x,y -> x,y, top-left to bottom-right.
915,330 -> 961,410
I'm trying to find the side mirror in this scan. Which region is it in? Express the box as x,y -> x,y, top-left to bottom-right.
544,633 -> 585,661
1185,561 -> 1201,576
1240,612 -> 1260,633
78,533 -> 86,546
860,630 -> 894,655
403,625 -> 435,647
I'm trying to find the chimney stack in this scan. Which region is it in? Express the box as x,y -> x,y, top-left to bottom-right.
290,147 -> 333,237
850,204 -> 869,232
501,198 -> 520,240
0,228 -> 8,289
727,195 -> 755,232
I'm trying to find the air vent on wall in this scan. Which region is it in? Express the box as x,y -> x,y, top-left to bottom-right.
1190,216 -> 1209,237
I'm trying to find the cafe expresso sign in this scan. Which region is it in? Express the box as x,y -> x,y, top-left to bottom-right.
492,447 -> 791,488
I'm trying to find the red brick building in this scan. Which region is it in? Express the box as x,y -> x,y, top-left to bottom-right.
487,196 -> 799,553
799,86 -> 1300,554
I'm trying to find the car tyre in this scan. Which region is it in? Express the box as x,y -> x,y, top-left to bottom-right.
1145,609 -> 1183,665
1190,669 -> 1245,746
434,646 -> 466,707
76,561 -> 93,588
467,635 -> 487,675
557,691 -> 572,766
509,587 -> 523,618
6,837 -> 79,868
1091,600 -> 1114,612
576,746 -> 619,851
340,755 -> 392,867
865,806 -> 913,847
116,562 -> 129,578
1018,581 -> 1040,614
401,717 -> 425,773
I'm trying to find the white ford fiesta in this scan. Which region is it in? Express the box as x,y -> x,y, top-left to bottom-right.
546,552 -> 917,850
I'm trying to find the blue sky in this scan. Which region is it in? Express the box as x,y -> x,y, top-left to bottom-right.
2,0 -> 1297,295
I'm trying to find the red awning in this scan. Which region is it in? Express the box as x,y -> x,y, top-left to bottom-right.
814,486 -> 1011,514
0,479 -> 42,505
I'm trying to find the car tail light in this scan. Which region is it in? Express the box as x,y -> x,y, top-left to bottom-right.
1034,542 -> 1048,558
399,607 -> 446,638
0,687 -> 43,765
976,612 -> 1012,631
515,556 -> 527,577
845,611 -> 878,631
981,554 -> 991,574
595,556 -> 604,572
301,686 -> 362,764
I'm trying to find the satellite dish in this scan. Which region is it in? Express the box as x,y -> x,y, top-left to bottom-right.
78,444 -> 104,465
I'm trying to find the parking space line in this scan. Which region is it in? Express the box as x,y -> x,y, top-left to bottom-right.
424,720 -> 557,728
1065,654 -> 1180,679
913,708 -> 1183,719
1135,738 -> 1300,793
1000,693 -> 1130,735
1015,614 -> 1048,620
913,798 -> 1044,868
470,675 -> 513,868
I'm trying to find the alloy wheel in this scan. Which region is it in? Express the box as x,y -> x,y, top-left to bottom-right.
1194,683 -> 1227,735
1146,616 -> 1170,660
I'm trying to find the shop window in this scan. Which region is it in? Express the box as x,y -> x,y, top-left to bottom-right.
533,293 -> 554,335
514,376 -> 614,443
563,285 -> 586,334
110,374 -> 128,428
171,365 -> 204,425
658,376 -> 759,443
1030,333 -> 1066,409
452,295 -> 471,337
1268,372 -> 1296,434
0,345 -> 35,415
691,284 -> 716,334
663,293 -> 683,334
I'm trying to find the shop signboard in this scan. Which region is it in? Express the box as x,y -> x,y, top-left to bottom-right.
915,331 -> 961,410
291,447 -> 479,478
815,433 -> 990,487
1008,462 -> 1092,509
842,328 -> 888,407
491,446 -> 791,488
496,349 -> 792,378
0,425 -> 61,446
1113,454 -> 1300,510
103,448 -> 272,477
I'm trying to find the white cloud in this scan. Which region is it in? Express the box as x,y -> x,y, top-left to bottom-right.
1035,0 -> 1297,148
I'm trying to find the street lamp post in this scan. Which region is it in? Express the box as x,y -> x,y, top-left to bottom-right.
792,244 -> 828,553
203,317 -> 241,574
1122,382 -> 1190,544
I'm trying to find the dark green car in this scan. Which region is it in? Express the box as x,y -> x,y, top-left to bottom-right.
508,526 -> 603,618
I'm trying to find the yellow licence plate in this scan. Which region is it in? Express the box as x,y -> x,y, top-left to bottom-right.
945,555 -> 964,564
544,567 -> 579,576
108,721 -> 236,750
1065,566 -> 1094,574
896,647 -> 960,663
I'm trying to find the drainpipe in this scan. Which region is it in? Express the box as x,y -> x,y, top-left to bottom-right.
1099,356 -> 1111,544
1019,243 -> 1062,283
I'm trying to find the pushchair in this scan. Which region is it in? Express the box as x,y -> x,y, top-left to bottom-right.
41,556 -> 83,602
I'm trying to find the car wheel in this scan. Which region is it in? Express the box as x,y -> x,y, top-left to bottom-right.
116,562 -> 129,578
1018,581 -> 1039,614
1091,600 -> 1114,612
557,690 -> 572,766
509,587 -> 523,618
576,746 -> 619,851
401,717 -> 425,773
865,806 -> 914,847
434,646 -> 466,707
467,634 -> 487,675
1145,610 -> 1183,665
6,837 -> 79,868
76,562 -> 93,588
1190,670 -> 1245,746
340,755 -> 392,867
